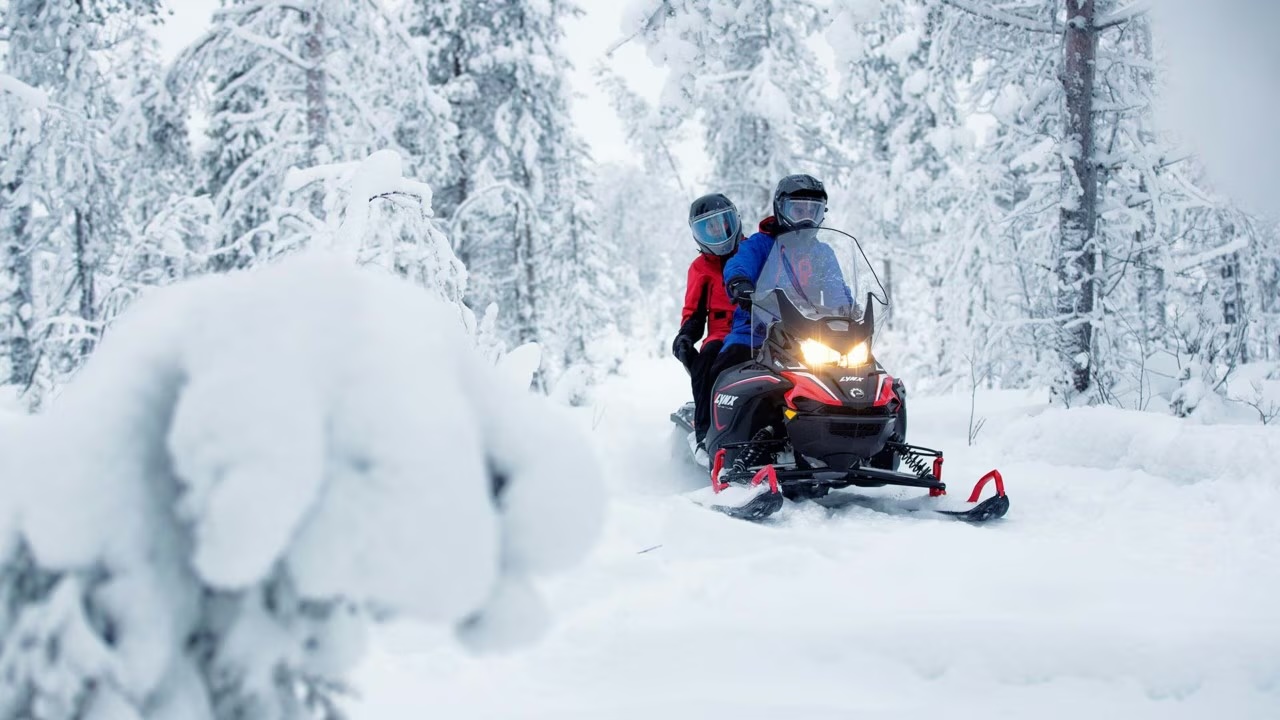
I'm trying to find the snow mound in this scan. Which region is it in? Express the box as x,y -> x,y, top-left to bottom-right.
997,404 -> 1280,484
0,254 -> 604,715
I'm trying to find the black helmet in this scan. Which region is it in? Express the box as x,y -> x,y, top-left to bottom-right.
688,193 -> 742,256
773,174 -> 827,230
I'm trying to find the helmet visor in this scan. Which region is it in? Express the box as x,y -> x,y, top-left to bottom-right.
690,208 -> 741,255
778,197 -> 826,228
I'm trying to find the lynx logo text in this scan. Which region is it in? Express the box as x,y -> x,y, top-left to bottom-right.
715,394 -> 739,408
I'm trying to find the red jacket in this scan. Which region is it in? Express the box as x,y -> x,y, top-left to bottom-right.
678,253 -> 736,347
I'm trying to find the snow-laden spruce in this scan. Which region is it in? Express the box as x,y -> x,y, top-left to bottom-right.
0,256 -> 605,718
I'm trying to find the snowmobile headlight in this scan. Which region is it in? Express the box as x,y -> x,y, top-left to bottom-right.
800,339 -> 870,368
846,341 -> 870,367
800,339 -> 842,367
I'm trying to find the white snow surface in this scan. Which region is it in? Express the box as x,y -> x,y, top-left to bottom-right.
0,255 -> 604,714
349,357 -> 1280,719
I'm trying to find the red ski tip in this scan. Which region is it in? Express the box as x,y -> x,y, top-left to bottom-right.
966,469 -> 1007,504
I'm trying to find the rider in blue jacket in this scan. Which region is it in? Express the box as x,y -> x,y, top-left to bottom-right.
709,174 -> 839,378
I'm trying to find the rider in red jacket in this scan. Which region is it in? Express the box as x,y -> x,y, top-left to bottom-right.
673,193 -> 743,455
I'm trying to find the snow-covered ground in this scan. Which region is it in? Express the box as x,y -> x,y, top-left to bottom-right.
348,357 -> 1280,719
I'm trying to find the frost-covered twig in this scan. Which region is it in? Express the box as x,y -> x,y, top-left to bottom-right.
229,26 -> 314,71
938,0 -> 1055,34
1097,1 -> 1151,30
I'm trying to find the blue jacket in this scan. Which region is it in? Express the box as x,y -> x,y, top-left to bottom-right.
721,219 -> 851,350
721,230 -> 774,349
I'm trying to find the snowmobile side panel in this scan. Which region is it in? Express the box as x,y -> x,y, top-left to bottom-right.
706,364 -> 791,456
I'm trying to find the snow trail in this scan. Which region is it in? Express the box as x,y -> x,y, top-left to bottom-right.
350,357 -> 1280,719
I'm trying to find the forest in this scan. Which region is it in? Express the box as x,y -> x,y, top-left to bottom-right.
1,1 -> 1279,718
1,0 -> 1275,416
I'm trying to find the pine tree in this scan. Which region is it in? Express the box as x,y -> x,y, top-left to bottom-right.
0,0 -> 165,399
406,0 -> 611,380
177,0 -> 433,268
927,0 -> 1274,410
630,0 -> 840,220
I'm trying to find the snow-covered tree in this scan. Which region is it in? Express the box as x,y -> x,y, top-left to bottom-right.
626,0 -> 841,221
825,0 -> 976,384
595,162 -> 689,356
176,0 -> 439,269
406,0 -> 615,383
0,0 -> 174,401
923,0 -> 1276,412
0,253 -> 604,719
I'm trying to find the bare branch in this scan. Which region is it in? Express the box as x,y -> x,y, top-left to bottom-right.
938,0 -> 1056,34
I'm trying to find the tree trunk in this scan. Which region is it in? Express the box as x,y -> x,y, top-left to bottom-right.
1056,0 -> 1098,396
305,2 -> 328,165
514,202 -> 538,347
2,192 -> 35,388
73,208 -> 96,358
1135,176 -> 1165,350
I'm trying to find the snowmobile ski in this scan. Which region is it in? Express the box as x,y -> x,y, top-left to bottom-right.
688,483 -> 785,521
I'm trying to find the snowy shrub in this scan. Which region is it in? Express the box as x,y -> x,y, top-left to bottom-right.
0,255 -> 604,718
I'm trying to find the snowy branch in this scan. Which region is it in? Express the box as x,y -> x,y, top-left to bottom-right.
938,0 -> 1056,34
1171,237 -> 1251,273
0,73 -> 48,109
213,1 -> 312,19
605,2 -> 666,57
1097,1 -> 1150,30
447,181 -> 541,234
229,26 -> 314,71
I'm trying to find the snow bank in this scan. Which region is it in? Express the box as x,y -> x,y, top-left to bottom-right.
348,360 -> 1280,719
0,254 -> 604,716
997,403 -> 1280,485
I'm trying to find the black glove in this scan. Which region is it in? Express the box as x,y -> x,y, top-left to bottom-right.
672,335 -> 697,369
727,277 -> 755,311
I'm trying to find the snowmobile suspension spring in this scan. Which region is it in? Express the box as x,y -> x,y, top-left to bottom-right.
891,434 -> 932,480
732,426 -> 776,474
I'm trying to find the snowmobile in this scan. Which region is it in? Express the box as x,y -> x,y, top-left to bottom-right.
670,226 -> 1009,523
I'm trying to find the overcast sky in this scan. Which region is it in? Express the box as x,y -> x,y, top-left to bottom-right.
154,2 -> 700,187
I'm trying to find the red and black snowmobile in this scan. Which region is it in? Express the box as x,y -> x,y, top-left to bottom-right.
671,227 -> 1009,522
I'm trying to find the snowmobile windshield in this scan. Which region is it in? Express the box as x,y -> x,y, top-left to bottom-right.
749,227 -> 887,349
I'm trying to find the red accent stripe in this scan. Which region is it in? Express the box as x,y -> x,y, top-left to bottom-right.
782,371 -> 842,407
966,469 -> 1006,503
873,374 -> 898,407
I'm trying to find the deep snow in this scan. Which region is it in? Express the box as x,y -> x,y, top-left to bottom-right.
348,356 -> 1280,719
